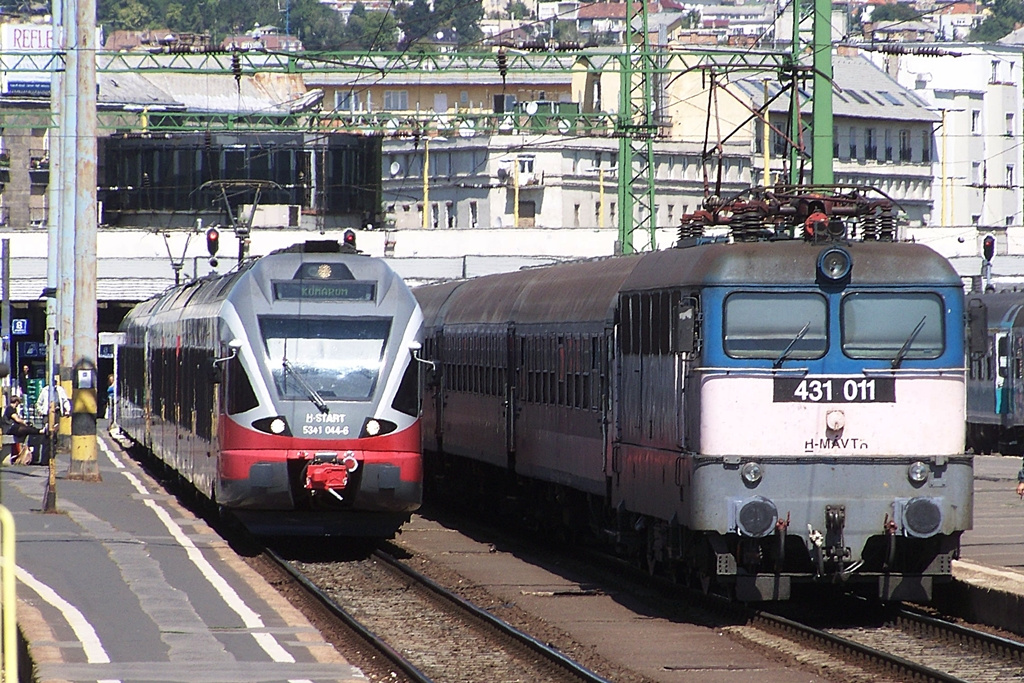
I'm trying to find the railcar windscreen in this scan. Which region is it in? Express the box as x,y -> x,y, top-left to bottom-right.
723,292 -> 827,359
259,316 -> 391,401
841,293 -> 944,359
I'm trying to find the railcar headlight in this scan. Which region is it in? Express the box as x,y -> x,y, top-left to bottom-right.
251,416 -> 292,437
740,461 -> 763,485
817,246 -> 853,282
360,417 -> 397,438
907,460 -> 930,484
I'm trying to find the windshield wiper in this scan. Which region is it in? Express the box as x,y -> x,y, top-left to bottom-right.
774,322 -> 811,369
891,316 -> 927,369
283,359 -> 329,414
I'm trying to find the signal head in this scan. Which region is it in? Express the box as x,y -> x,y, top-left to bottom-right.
343,229 -> 356,250
206,227 -> 220,256
983,233 -> 996,262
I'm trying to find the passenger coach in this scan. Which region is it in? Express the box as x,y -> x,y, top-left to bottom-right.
417,215 -> 969,600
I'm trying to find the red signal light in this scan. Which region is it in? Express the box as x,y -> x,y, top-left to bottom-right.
343,229 -> 356,249
206,227 -> 220,256
983,233 -> 996,262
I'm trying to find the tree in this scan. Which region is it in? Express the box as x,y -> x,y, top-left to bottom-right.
868,3 -> 918,23
970,15 -> 1016,42
400,0 -> 437,48
507,1 -> 530,19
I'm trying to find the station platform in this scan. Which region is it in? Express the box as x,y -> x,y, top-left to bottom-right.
4,439 -> 1024,683
0,428 -> 365,683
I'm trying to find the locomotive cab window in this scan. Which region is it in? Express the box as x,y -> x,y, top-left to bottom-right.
259,316 -> 391,401
841,293 -> 944,360
723,292 -> 827,359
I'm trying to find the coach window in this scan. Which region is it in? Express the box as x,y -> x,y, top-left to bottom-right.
723,292 -> 827,359
226,354 -> 259,415
841,293 -> 943,360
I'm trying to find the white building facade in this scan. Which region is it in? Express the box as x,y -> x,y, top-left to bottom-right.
864,44 -> 1024,258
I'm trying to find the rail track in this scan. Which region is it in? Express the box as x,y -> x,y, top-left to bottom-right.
265,545 -> 613,683
749,597 -> 1024,683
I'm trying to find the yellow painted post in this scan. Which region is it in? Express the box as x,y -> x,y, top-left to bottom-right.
763,79 -> 772,187
513,155 -> 520,228
422,137 -> 430,231
0,505 -> 17,683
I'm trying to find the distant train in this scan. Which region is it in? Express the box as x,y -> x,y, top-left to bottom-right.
116,236 -> 424,537
965,289 -> 1024,455
416,187 -> 971,601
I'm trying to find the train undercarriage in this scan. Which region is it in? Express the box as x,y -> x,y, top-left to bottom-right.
425,450 -> 960,602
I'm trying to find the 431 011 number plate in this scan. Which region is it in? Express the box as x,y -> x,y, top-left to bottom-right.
773,377 -> 896,403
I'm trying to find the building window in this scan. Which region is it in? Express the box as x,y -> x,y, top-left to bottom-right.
884,129 -> 893,162
991,60 -> 999,84
899,129 -> 912,162
972,161 -> 982,185
972,214 -> 981,226
573,203 -> 580,228
864,128 -> 876,160
1007,164 -> 1015,187
971,110 -> 980,134
445,201 -> 455,229
469,200 -> 478,229
848,127 -> 857,159
921,130 -> 931,163
1007,113 -> 1015,137
384,90 -> 409,110
833,125 -> 839,158
460,90 -> 469,104
1008,215 -> 1016,227
335,90 -> 360,111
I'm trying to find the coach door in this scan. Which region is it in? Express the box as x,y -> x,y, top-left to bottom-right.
996,332 -> 1011,416
505,325 -> 517,458
428,330 -> 446,451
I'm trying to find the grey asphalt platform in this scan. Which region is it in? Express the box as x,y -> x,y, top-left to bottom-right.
0,429 -> 364,683
5,439 -> 1024,683
960,454 -> 1024,570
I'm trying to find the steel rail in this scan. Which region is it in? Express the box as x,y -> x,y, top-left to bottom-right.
373,549 -> 615,683
751,609 -> 968,683
266,547 -> 434,683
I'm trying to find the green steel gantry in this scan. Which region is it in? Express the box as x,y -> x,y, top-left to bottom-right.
0,0 -> 837,254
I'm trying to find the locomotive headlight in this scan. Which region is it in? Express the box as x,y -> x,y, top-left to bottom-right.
740,461 -> 763,485
365,419 -> 381,436
817,246 -> 853,282
269,418 -> 287,435
908,460 -> 930,484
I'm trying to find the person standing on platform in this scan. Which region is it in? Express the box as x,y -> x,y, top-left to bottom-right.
104,374 -> 115,420
1018,460 -> 1024,498
18,364 -> 30,396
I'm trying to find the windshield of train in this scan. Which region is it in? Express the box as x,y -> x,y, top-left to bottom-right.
841,293 -> 944,360
723,292 -> 827,360
259,316 -> 391,401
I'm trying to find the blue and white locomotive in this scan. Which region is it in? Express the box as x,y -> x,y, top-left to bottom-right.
417,187 -> 971,601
